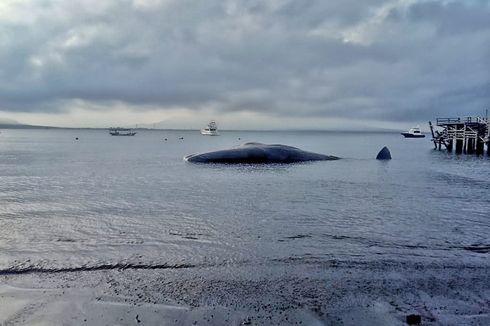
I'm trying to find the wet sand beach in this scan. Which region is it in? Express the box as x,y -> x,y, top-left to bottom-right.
1,257 -> 489,325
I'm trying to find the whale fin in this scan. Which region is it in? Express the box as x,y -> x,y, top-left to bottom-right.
376,147 -> 392,160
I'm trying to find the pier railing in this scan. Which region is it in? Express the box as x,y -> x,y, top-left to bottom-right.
436,117 -> 486,125
436,118 -> 461,124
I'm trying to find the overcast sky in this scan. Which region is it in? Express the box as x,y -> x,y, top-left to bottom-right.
0,0 -> 489,129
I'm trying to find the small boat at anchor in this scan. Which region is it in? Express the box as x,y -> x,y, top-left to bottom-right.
109,127 -> 137,136
401,126 -> 425,138
201,121 -> 220,136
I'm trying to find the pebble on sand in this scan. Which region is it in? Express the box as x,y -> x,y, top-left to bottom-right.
406,314 -> 421,325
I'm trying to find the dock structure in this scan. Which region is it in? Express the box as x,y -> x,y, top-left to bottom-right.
429,117 -> 490,155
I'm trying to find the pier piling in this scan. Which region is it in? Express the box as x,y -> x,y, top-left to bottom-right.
446,139 -> 453,152
467,138 -> 474,154
476,138 -> 484,155
455,139 -> 464,153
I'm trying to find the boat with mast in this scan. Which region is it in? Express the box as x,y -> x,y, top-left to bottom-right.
109,127 -> 137,136
201,121 -> 220,136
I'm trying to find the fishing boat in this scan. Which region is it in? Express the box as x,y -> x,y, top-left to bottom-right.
401,126 -> 425,138
109,127 -> 137,136
201,121 -> 220,136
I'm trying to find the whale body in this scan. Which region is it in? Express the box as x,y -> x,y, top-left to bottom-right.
184,143 -> 340,163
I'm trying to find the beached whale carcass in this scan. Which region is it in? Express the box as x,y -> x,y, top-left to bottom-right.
184,142 -> 340,163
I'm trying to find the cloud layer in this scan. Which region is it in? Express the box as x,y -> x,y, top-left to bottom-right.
0,0 -> 489,128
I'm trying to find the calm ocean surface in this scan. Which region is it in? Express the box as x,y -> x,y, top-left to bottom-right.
0,129 -> 489,271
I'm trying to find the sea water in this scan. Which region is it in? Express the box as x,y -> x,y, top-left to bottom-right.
0,129 -> 489,272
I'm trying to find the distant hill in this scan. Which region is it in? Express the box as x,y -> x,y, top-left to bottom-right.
0,118 -> 20,125
0,124 -> 57,129
0,118 -> 55,129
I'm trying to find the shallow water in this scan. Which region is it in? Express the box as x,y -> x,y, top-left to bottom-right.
0,129 -> 489,272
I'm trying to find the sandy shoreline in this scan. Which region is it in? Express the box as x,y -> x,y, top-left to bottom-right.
1,258 -> 489,325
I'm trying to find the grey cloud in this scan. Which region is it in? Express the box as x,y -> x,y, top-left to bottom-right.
0,0 -> 488,124
406,1 -> 490,35
274,0 -> 389,28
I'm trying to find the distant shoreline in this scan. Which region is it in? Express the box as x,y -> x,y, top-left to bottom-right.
0,125 -> 400,133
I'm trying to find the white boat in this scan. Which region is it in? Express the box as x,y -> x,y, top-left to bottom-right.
109,127 -> 137,136
201,121 -> 220,136
401,126 -> 425,138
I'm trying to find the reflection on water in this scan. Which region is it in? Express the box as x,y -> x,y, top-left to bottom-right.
0,129 -> 489,271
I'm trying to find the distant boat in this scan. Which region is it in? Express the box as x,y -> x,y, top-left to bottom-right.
109,127 -> 137,136
201,121 -> 220,136
401,126 -> 425,138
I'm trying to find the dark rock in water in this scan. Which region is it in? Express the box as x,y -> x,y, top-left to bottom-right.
406,314 -> 421,325
184,142 -> 340,163
376,146 -> 392,160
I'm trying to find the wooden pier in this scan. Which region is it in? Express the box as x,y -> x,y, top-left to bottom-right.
429,117 -> 490,155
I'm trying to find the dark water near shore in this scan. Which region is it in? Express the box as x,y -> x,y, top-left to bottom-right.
0,129 -> 489,272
